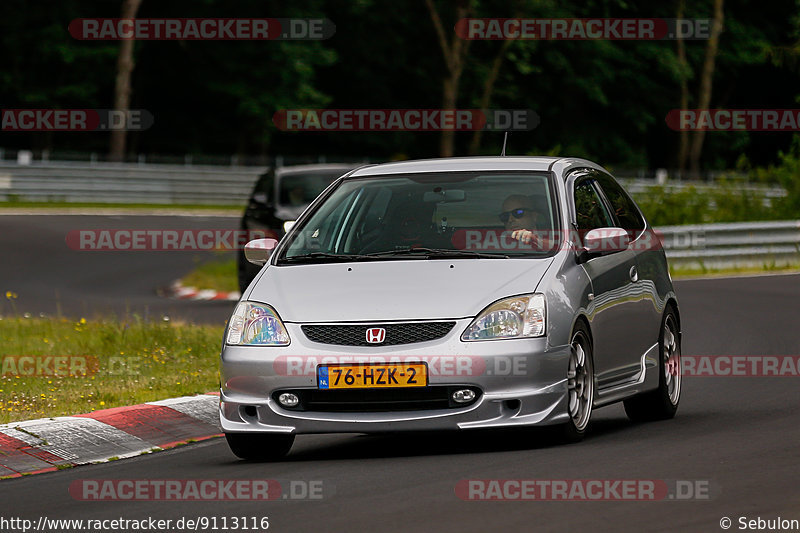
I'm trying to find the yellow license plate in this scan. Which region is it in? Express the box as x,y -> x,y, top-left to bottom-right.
317,363 -> 428,389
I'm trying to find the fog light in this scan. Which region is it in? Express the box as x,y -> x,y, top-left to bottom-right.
452,389 -> 476,403
278,393 -> 300,407
243,405 -> 257,417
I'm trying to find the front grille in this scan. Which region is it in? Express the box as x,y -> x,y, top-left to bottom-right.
273,386 -> 481,412
301,322 -> 456,346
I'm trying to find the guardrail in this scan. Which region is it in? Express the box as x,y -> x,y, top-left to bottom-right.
0,161 -> 787,206
658,220 -> 800,270
0,161 -> 263,205
620,179 -> 786,200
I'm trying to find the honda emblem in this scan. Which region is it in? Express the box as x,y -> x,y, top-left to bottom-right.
366,327 -> 386,344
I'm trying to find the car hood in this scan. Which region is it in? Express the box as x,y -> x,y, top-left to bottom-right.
247,258 -> 554,322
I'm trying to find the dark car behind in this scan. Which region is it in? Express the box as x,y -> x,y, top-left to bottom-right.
238,164 -> 360,292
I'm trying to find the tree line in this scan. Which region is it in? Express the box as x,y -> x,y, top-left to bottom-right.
1,0 -> 799,174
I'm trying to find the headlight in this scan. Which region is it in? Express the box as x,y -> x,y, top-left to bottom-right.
226,301 -> 290,346
461,293 -> 546,341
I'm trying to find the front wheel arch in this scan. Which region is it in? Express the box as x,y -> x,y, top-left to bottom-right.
560,318 -> 595,442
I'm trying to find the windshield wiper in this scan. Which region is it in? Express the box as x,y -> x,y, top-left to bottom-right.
279,248 -> 509,264
278,252 -> 376,264
365,248 -> 508,259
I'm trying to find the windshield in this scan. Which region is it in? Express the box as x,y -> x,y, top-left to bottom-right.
277,170 -> 350,207
277,171 -> 561,263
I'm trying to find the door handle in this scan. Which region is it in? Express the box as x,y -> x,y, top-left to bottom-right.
629,265 -> 639,282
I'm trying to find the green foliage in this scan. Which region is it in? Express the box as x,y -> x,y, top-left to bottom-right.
751,135 -> 800,215
0,0 -> 799,167
632,179 -> 793,227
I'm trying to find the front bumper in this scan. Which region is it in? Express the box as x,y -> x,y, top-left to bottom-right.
219,319 -> 572,434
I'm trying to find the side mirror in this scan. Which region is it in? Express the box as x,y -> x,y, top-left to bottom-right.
244,238 -> 279,266
251,192 -> 268,206
576,227 -> 630,263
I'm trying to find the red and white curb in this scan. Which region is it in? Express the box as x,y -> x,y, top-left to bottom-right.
160,280 -> 240,301
0,393 -> 221,479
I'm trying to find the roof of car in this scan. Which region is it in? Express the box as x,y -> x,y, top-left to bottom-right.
276,163 -> 360,175
347,156 -> 603,178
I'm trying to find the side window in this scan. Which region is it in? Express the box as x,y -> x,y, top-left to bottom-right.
594,174 -> 645,233
573,179 -> 614,234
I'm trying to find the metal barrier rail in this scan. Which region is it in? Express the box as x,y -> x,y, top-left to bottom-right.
0,162 -> 788,205
0,162 -> 788,206
0,162 -> 264,205
657,220 -> 800,270
619,179 -> 786,200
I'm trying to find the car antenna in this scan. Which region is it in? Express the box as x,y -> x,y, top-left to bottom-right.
500,131 -> 509,156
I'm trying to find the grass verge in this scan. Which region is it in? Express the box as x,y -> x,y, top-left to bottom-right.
669,263 -> 800,279
180,258 -> 239,293
0,316 -> 224,424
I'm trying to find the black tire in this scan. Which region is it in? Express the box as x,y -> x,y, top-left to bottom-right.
623,305 -> 681,422
225,432 -> 294,461
561,322 -> 595,443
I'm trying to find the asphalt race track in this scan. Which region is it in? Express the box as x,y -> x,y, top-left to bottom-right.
2,215 -> 800,532
0,215 -> 239,325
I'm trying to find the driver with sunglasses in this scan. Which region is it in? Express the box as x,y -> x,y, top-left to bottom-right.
500,194 -> 543,248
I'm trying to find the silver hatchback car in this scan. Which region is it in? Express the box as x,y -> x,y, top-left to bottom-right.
220,157 -> 682,460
